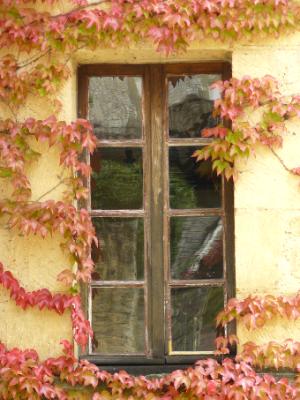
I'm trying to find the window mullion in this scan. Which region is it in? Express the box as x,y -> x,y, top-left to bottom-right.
147,65 -> 166,360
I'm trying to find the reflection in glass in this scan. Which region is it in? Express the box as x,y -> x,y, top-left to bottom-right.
170,217 -> 223,280
92,288 -> 145,353
89,77 -> 142,139
171,287 -> 223,351
91,147 -> 143,210
168,74 -> 221,138
169,147 -> 221,209
92,218 -> 144,281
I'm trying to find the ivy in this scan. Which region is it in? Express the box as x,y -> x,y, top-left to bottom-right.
0,339 -> 300,399
0,263 -> 92,349
1,0 -> 300,54
193,75 -> 300,179
0,117 -> 96,202
217,293 -> 300,329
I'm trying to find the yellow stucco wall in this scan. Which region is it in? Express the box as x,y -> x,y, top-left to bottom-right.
1,28 -> 300,359
233,40 -> 300,345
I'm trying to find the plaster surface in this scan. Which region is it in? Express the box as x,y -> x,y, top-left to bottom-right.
233,42 -> 300,346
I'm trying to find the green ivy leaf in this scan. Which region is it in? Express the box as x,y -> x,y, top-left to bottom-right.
0,168 -> 13,178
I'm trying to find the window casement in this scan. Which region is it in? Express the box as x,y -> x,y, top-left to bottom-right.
78,63 -> 235,373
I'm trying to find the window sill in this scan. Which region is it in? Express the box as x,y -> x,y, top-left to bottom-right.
80,353 -> 236,376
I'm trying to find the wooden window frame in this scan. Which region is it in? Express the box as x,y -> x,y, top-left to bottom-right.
78,63 -> 235,374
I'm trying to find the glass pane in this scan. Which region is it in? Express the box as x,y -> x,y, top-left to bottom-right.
171,287 -> 224,352
91,147 -> 143,210
89,77 -> 142,139
92,218 -> 144,280
92,288 -> 145,353
169,147 -> 221,209
168,74 -> 221,138
170,216 -> 223,280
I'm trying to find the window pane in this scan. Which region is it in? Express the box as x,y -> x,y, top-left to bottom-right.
89,77 -> 142,139
170,216 -> 223,280
92,288 -> 145,353
91,147 -> 143,210
168,75 -> 221,138
171,287 -> 223,352
169,147 -> 221,209
92,218 -> 144,281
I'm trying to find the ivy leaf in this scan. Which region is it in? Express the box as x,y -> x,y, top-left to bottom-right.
0,168 -> 13,178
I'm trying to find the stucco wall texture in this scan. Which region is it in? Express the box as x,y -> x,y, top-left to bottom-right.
1,33 -> 300,360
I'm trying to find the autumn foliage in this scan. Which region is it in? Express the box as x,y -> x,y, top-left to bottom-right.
1,339 -> 300,399
1,0 -> 300,54
193,75 -> 300,179
1,0 -> 300,398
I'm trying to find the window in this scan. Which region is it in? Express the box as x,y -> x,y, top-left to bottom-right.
78,63 -> 235,373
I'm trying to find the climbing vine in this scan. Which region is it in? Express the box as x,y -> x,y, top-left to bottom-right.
1,0 -> 300,398
193,75 -> 300,180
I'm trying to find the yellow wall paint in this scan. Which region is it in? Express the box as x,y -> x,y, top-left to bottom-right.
0,141 -> 73,359
233,44 -> 300,346
1,29 -> 300,359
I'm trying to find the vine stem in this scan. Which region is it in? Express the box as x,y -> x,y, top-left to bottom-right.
269,147 -> 293,174
51,0 -> 110,19
34,177 -> 68,202
3,0 -> 110,72
0,100 -> 18,122
12,0 -> 108,71
17,49 -> 51,70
